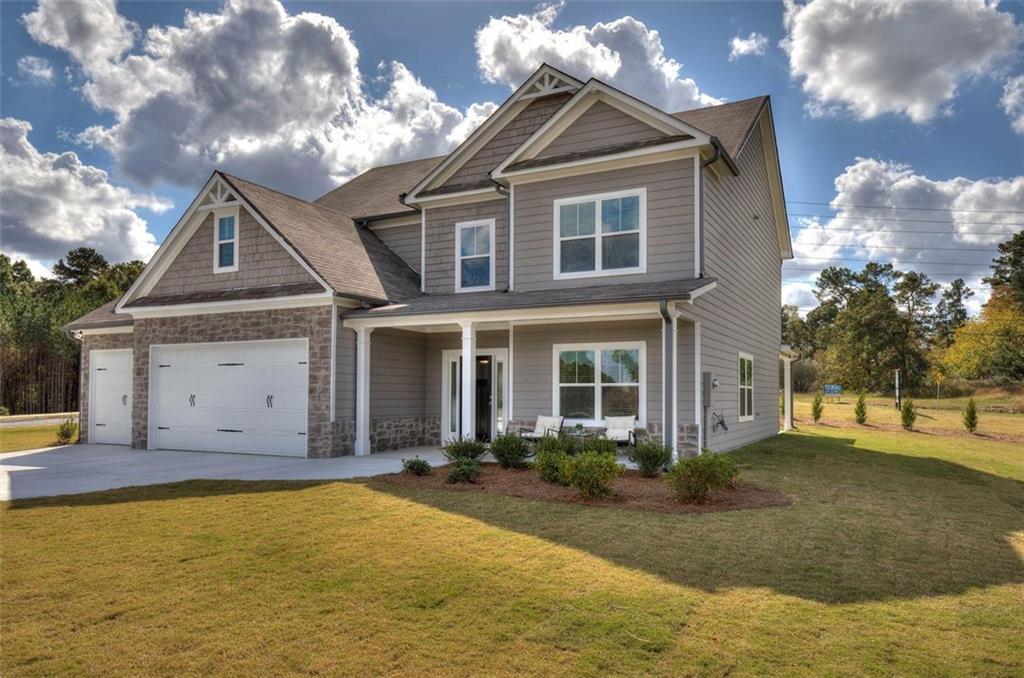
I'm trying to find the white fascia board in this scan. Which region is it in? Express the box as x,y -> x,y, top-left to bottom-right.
759,108 -> 793,259
499,144 -> 702,184
78,325 -> 134,335
125,292 -> 337,319
409,187 -> 504,208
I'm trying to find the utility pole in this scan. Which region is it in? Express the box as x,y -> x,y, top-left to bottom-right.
894,369 -> 901,410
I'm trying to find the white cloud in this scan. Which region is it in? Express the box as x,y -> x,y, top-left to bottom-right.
16,56 -> 54,84
23,0 -> 496,198
0,118 -> 170,275
782,0 -> 1022,123
728,32 -> 768,62
475,1 -> 720,111
1001,75 -> 1024,135
784,157 -> 1024,315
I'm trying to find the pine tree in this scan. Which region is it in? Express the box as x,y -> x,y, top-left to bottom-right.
854,392 -> 867,425
811,392 -> 823,423
900,399 -> 917,431
963,398 -> 978,433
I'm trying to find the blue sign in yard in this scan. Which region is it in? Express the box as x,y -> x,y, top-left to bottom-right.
824,384 -> 843,395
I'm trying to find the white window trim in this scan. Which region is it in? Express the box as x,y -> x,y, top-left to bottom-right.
212,206 -> 240,273
454,218 -> 496,292
738,351 -> 754,423
552,341 -> 646,427
552,187 -> 647,280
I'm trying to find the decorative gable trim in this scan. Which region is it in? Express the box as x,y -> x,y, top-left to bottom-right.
404,64 -> 582,203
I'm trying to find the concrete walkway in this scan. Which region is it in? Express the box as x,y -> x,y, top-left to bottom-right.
0,444 -> 447,501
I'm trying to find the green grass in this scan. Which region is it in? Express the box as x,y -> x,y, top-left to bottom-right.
0,425 -> 60,453
3,426 -> 1023,675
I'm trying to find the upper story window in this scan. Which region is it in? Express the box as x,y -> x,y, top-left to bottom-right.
738,352 -> 754,422
553,188 -> 646,279
456,218 -> 495,292
213,208 -> 239,273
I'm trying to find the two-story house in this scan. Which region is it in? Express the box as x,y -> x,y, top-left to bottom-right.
65,64 -> 794,459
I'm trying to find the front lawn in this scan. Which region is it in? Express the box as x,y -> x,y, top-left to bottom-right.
2,426 -> 1023,675
0,425 -> 60,454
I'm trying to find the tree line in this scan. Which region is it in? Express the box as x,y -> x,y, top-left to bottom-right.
782,231 -> 1024,394
1,248 -> 143,415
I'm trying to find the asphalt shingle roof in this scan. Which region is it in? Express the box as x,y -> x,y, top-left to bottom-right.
672,96 -> 768,159
63,299 -> 131,332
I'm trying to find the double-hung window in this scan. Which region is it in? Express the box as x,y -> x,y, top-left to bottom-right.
213,208 -> 239,273
554,188 -> 645,278
555,342 -> 645,425
455,219 -> 495,292
738,352 -> 754,422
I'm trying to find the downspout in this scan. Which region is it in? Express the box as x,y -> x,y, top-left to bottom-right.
697,145 -> 720,279
658,300 -> 674,451
489,177 -> 513,293
398,192 -> 425,292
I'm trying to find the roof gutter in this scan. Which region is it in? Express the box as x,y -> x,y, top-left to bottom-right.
706,137 -> 738,176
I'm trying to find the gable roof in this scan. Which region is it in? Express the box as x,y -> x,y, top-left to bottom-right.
314,155 -> 443,220
672,96 -> 768,159
64,299 -> 131,332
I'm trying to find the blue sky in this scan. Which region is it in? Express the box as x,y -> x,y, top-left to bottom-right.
2,0 -> 1023,313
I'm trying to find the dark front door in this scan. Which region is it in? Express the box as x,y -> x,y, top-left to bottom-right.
475,355 -> 492,441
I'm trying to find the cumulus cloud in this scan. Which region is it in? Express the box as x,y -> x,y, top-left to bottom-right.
16,56 -> 54,84
23,0 -> 496,198
475,1 -> 720,112
1002,75 -> 1024,135
0,118 -> 170,276
782,0 -> 1022,123
784,157 -> 1024,314
728,32 -> 768,62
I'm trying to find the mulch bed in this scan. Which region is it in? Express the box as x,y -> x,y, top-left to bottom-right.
376,463 -> 791,515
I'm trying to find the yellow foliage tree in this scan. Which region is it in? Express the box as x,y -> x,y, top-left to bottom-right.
940,287 -> 1024,381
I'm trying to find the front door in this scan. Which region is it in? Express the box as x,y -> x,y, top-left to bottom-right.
441,349 -> 507,442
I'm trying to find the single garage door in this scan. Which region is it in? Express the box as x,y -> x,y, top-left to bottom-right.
151,339 -> 308,457
90,348 -> 133,445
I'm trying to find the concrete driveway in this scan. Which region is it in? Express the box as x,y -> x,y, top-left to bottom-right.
0,444 -> 447,501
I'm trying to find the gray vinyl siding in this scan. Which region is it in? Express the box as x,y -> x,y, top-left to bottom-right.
511,320 -> 663,424
676,320 -> 697,427
538,101 -> 665,158
336,320 -> 355,420
424,330 -> 509,418
513,159 -> 695,291
688,123 -> 782,452
423,200 -> 508,294
369,329 -> 427,417
370,222 -> 421,273
150,209 -> 314,296
441,93 -> 572,190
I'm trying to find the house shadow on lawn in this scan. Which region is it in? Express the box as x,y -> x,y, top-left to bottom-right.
368,433 -> 1024,605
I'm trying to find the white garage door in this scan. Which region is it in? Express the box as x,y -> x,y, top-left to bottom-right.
151,339 -> 308,457
90,349 -> 133,445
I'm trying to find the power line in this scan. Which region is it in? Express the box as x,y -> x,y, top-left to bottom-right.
788,212 -> 1022,227
788,224 -> 1014,236
787,200 -> 1024,215
786,256 -> 990,268
784,269 -> 983,279
792,243 -> 997,253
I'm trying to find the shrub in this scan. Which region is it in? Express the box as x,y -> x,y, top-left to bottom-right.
490,433 -> 531,469
963,397 -> 978,433
534,434 -> 579,457
854,392 -> 867,425
579,435 -> 617,455
442,437 -> 487,462
665,452 -> 739,503
0,405 -> 9,416
628,441 -> 672,477
535,447 -> 568,484
446,458 -> 480,484
402,456 -> 431,476
560,451 -> 622,499
56,417 -> 78,444
811,392 -> 824,423
900,399 -> 917,430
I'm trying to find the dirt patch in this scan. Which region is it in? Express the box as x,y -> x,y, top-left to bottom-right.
376,463 -> 791,515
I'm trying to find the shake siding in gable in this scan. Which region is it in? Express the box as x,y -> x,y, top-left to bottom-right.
537,101 -> 666,158
423,199 -> 508,294
513,159 -> 695,291
150,210 -> 315,296
688,123 -> 782,452
370,222 -> 422,272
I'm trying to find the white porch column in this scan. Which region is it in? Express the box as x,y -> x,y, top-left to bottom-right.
459,321 -> 476,440
782,355 -> 794,432
355,326 -> 373,455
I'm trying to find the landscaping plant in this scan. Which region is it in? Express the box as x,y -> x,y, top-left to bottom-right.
446,458 -> 480,484
579,435 -> 617,455
402,456 -> 431,476
963,397 -> 978,433
628,441 -> 672,477
665,451 -> 739,503
811,392 -> 824,423
56,417 -> 78,444
489,433 -> 532,469
901,399 -> 917,431
442,437 -> 487,462
854,392 -> 867,425
559,451 -> 623,499
535,447 -> 568,484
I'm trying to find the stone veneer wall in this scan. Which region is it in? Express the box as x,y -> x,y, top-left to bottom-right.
677,424 -> 700,457
370,416 -> 441,452
130,305 -> 336,457
79,332 -> 134,443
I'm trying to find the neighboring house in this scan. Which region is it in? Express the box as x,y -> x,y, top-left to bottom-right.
65,64 -> 794,459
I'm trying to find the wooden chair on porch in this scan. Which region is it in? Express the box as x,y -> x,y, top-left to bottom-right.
516,415 -> 564,442
601,416 -> 637,446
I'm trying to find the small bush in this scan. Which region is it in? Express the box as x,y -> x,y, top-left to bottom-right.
490,433 -> 531,469
811,393 -> 824,423
579,435 -> 617,455
534,434 -> 579,457
0,405 -> 9,416
442,437 -> 487,462
535,448 -> 568,484
854,392 -> 867,425
963,398 -> 978,433
665,452 -> 739,503
446,458 -> 480,484
628,441 -> 672,477
402,456 -> 431,476
56,417 -> 78,444
560,451 -> 622,499
900,399 -> 917,430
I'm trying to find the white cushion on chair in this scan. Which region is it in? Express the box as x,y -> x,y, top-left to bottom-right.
603,416 -> 635,441
534,415 -> 562,437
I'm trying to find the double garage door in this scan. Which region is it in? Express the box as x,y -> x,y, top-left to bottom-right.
150,339 -> 309,457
